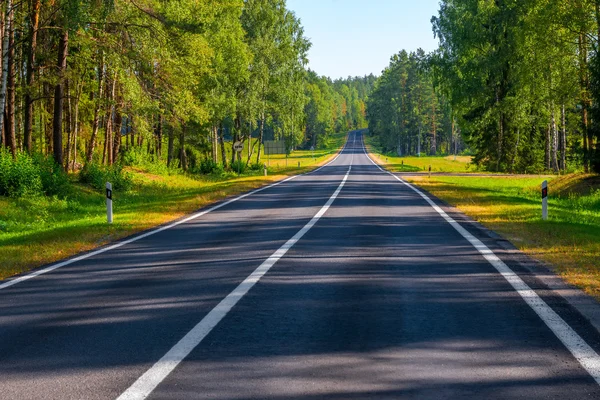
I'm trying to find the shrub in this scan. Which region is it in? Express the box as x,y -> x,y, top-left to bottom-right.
0,149 -> 42,197
122,146 -> 178,176
33,153 -> 70,197
197,158 -> 223,174
79,163 -> 132,191
230,160 -> 247,174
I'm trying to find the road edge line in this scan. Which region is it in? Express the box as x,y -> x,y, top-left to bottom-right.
0,135 -> 350,291
361,136 -> 600,385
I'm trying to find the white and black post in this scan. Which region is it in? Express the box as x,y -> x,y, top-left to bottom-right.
106,182 -> 113,224
541,180 -> 548,220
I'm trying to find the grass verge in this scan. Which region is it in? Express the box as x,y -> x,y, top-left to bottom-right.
364,134 -> 476,173
0,131 -> 347,280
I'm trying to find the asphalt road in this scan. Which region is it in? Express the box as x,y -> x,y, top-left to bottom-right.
2,131 -> 600,399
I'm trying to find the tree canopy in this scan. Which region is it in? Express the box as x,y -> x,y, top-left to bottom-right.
0,0 -> 371,174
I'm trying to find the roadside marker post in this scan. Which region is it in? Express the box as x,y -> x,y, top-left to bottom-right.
106,182 -> 113,224
428,165 -> 431,178
542,180 -> 548,220
263,164 -> 267,176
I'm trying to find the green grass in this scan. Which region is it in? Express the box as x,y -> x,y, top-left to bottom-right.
402,173 -> 600,300
365,134 -> 477,173
0,131 -> 347,280
219,132 -> 347,172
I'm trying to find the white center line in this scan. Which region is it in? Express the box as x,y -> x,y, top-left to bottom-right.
116,157 -> 353,400
361,136 -> 600,385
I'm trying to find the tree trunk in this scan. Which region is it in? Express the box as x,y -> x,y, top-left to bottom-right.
561,104 -> 566,171
219,122 -> 227,168
212,124 -> 218,163
86,54 -> 105,164
71,81 -> 82,171
5,7 -> 15,157
511,128 -> 520,172
551,105 -> 559,172
155,114 -> 162,158
53,29 -> 68,167
167,125 -> 174,167
179,123 -> 187,171
579,33 -> 590,173
105,74 -> 117,165
247,121 -> 258,165
0,0 -> 11,147
64,79 -> 72,170
113,111 -> 122,164
101,115 -> 107,165
545,124 -> 551,170
498,111 -> 504,172
24,0 -> 40,152
430,93 -> 436,156
256,110 -> 265,164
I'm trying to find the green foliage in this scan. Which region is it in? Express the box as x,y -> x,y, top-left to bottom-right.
122,147 -> 176,176
0,149 -> 43,197
197,158 -> 223,174
230,160 -> 247,174
0,149 -> 69,198
79,163 -> 132,191
33,154 -> 71,197
367,50 -> 453,157
430,0 -> 593,173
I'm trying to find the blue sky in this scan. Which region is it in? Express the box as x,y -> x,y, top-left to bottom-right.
286,0 -> 441,79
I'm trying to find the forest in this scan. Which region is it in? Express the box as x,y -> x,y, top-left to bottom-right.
367,0 -> 600,173
0,0 -> 370,197
366,49 -> 457,158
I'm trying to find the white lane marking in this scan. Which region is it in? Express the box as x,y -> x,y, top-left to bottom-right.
361,137 -> 600,385
0,137 -> 350,291
116,166 -> 353,400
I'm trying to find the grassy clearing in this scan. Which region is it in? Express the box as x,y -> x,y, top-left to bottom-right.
0,131 -> 347,280
401,173 -> 600,300
365,134 -> 476,173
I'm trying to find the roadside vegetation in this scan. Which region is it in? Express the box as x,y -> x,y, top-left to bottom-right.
364,1 -> 600,299
365,135 -> 475,173
0,131 -> 347,280
368,138 -> 600,300
402,174 -> 600,300
0,0 -> 372,279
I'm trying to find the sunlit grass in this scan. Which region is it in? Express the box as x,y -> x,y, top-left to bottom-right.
403,174 -> 600,300
365,135 -> 476,173
365,135 -> 600,299
0,132 -> 347,280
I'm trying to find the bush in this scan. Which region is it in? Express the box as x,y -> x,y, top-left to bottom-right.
230,160 -> 247,174
121,146 -> 184,176
34,153 -> 70,197
79,163 -> 132,191
0,149 -> 47,197
197,158 -> 223,174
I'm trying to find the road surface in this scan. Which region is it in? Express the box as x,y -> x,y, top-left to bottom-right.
1,131 -> 600,399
